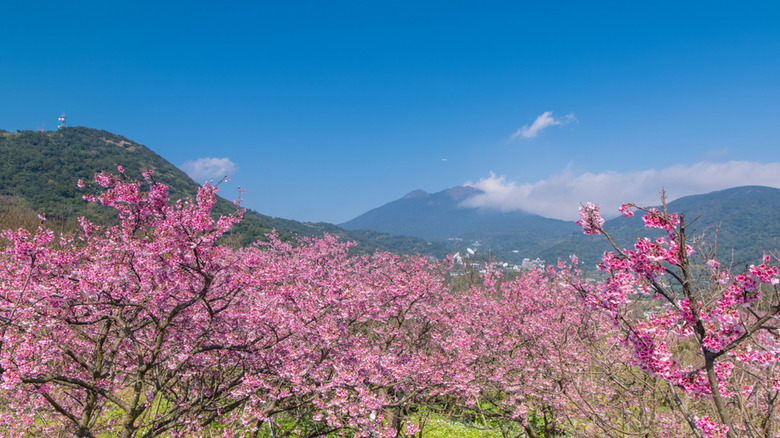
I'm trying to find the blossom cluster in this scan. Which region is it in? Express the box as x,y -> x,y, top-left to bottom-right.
576,202 -> 604,235
574,200 -> 780,438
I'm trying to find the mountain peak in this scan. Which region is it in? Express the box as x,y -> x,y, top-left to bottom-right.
403,189 -> 429,199
444,185 -> 481,201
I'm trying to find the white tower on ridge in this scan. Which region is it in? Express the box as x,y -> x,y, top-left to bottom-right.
58,113 -> 66,129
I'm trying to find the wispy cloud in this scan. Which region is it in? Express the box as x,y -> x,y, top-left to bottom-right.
181,157 -> 238,182
511,111 -> 576,140
462,161 -> 780,220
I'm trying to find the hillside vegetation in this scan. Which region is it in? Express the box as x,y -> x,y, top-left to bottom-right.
539,186 -> 780,268
0,127 -> 448,257
341,181 -> 780,267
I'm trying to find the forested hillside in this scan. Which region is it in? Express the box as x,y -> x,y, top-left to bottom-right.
540,186 -> 780,268
0,127 -> 448,257
341,180 -> 780,267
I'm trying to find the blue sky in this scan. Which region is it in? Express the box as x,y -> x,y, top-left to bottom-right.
3,1 -> 780,223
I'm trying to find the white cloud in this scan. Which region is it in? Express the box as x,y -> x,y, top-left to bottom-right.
511,111 -> 576,140
462,161 -> 780,220
181,157 -> 238,182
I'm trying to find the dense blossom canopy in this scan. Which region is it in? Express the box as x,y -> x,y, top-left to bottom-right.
0,170 -> 777,437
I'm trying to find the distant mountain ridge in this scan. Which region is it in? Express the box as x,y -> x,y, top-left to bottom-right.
342,184 -> 780,266
340,185 -> 579,262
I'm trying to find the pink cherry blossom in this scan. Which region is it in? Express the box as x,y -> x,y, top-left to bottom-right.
576,202 -> 604,235
572,198 -> 780,438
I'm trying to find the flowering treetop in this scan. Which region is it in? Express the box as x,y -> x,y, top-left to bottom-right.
574,200 -> 780,438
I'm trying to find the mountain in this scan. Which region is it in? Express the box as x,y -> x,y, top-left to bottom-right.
340,186 -> 579,263
0,127 -> 449,258
5,127 -> 776,268
540,186 -> 780,268
342,184 -> 780,268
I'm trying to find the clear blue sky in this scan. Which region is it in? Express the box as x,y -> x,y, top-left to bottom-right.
3,1 -> 780,223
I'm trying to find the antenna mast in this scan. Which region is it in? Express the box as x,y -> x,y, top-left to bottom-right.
58,113 -> 66,129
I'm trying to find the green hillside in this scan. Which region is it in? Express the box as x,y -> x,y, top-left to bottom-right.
539,186 -> 780,269
0,127 -> 449,257
339,176 -> 780,269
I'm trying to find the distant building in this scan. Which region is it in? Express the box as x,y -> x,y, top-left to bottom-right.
521,258 -> 545,270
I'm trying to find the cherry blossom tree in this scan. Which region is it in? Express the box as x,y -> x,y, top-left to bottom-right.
229,235 -> 500,438
574,199 -> 780,438
0,169 -> 473,437
439,260 -> 689,438
0,169 -> 270,437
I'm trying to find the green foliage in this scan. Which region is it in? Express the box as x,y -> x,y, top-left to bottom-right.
0,127 -> 446,258
540,186 -> 780,269
0,127 -> 202,227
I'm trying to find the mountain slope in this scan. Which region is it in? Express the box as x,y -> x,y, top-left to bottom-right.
0,127 -> 301,237
342,184 -> 780,267
340,186 -> 579,262
0,127 -> 448,257
6,127 -> 774,266
539,186 -> 780,268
